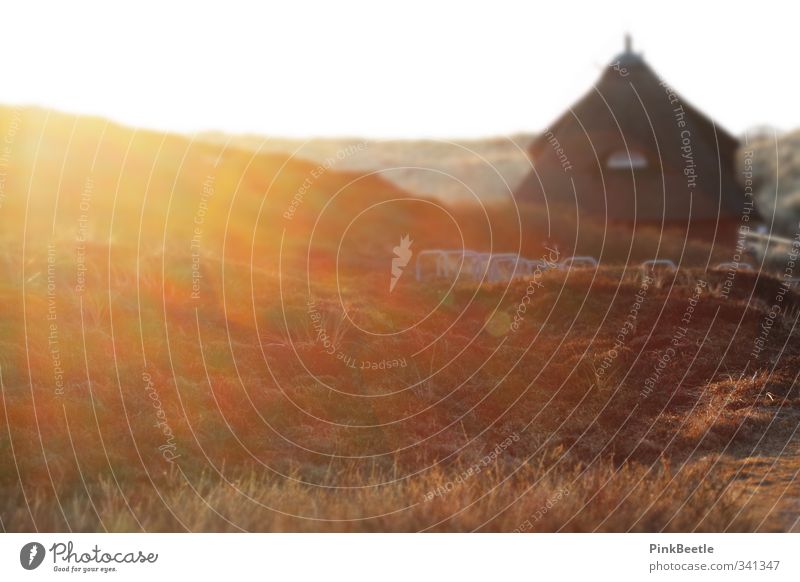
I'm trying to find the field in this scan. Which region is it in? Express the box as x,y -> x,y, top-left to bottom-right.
1,106 -> 799,532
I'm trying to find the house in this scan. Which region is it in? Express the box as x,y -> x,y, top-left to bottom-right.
514,36 -> 757,243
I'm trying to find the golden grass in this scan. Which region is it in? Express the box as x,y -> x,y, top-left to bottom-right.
2,254 -> 798,532
0,106 -> 798,532
1,455 -> 770,532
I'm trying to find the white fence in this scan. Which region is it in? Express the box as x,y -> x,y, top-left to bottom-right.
413,244 -> 800,287
414,250 -> 601,284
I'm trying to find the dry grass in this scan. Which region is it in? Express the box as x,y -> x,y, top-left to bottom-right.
1,105 -> 799,532
2,256 -> 798,532
0,455 -> 769,532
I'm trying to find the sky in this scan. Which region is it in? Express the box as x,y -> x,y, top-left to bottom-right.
3,0 -> 798,139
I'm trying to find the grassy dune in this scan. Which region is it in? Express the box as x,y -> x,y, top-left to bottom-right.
0,106 -> 798,532
2,258 -> 798,531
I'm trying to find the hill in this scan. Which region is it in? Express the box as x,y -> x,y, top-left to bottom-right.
2,259 -> 799,531
197,132 -> 536,204
0,106 -> 798,532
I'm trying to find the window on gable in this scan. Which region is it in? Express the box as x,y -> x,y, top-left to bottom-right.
607,150 -> 647,169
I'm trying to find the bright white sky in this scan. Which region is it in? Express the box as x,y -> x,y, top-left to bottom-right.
4,0 -> 797,138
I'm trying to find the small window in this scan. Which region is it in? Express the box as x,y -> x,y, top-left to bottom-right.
607,150 -> 647,169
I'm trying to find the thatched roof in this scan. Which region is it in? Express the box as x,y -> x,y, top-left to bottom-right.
514,37 -> 751,228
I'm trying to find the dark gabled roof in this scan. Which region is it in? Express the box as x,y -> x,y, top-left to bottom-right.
515,40 -> 752,226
